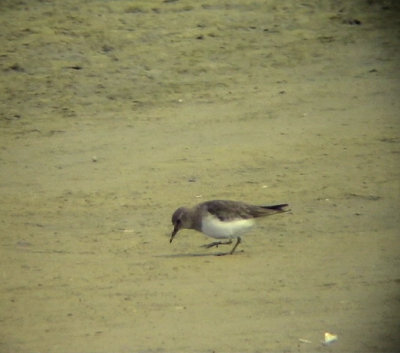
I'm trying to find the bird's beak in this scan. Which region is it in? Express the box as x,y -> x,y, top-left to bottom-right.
170,226 -> 179,243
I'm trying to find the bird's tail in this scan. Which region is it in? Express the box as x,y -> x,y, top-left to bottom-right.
260,203 -> 289,212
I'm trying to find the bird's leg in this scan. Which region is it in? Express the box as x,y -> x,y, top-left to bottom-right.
230,237 -> 241,255
202,240 -> 232,249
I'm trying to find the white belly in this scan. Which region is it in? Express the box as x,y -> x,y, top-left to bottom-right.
201,215 -> 255,239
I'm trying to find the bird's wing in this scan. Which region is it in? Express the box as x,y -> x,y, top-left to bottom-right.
202,200 -> 289,221
200,200 -> 260,221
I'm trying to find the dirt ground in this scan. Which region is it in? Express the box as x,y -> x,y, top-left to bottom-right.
0,1 -> 399,352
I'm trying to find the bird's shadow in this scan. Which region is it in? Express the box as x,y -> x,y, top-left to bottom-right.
154,249 -> 244,258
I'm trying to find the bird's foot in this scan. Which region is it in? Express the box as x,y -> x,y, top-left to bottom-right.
201,240 -> 232,249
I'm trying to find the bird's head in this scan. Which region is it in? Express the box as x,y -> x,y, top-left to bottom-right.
170,207 -> 192,243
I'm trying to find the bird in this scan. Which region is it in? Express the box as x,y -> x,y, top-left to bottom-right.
170,200 -> 289,255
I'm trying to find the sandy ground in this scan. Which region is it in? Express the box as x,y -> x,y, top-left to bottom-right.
0,0 -> 399,352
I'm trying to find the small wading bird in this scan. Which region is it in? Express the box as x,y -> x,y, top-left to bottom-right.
170,200 -> 289,255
